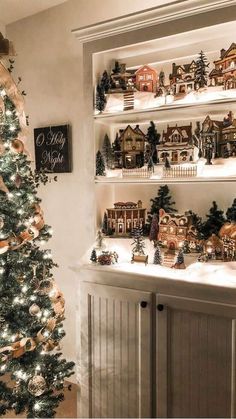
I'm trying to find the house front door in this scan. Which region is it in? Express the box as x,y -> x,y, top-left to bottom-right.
125,154 -> 136,168
172,151 -> 178,162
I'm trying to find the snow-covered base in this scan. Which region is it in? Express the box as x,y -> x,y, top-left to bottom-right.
94,87 -> 236,115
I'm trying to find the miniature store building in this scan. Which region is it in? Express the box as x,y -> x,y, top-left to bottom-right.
158,209 -> 197,250
209,43 -> 236,89
135,65 -> 158,93
157,123 -> 194,163
106,200 -> 146,236
170,61 -> 196,94
118,124 -> 146,168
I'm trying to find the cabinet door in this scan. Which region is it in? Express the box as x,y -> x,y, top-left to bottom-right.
156,294 -> 236,418
80,282 -> 152,418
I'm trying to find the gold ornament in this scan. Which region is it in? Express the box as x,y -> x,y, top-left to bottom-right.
28,375 -> 47,397
29,304 -> 41,317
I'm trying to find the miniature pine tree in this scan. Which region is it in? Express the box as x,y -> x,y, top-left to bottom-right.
147,185 -> 177,228
153,245 -> 162,265
102,134 -> 113,168
102,212 -> 108,234
201,201 -> 226,239
147,156 -> 154,172
149,213 -> 158,241
96,150 -> 106,176
195,50 -> 209,89
0,71 -> 74,416
146,121 -> 160,163
182,240 -> 191,254
131,226 -> 145,255
112,61 -> 121,74
164,157 -> 171,169
95,83 -> 106,113
159,70 -> 165,87
113,133 -> 121,152
176,248 -> 185,265
226,198 -> 236,222
90,249 -> 97,263
100,70 -> 110,93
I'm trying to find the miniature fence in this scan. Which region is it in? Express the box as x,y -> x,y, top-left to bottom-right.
163,165 -> 197,178
122,168 -> 151,178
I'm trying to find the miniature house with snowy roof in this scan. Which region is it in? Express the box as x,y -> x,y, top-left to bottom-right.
209,43 -> 236,89
201,115 -> 223,158
158,209 -> 198,251
157,123 -> 194,163
169,61 -> 196,94
118,124 -> 146,168
135,65 -> 158,93
106,200 -> 146,236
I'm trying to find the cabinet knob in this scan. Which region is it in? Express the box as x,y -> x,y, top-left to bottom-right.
140,301 -> 148,308
157,304 -> 164,311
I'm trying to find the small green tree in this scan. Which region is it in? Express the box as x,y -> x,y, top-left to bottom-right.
147,156 -> 154,172
112,61 -> 121,74
131,226 -> 145,255
200,201 -> 226,239
182,240 -> 190,254
100,70 -> 110,93
164,157 -> 171,169
90,249 -> 97,263
195,50 -> 209,89
102,134 -> 113,168
95,84 -> 106,113
175,249 -> 185,266
146,121 -> 160,163
96,151 -> 105,176
149,213 -> 158,242
102,212 -> 108,234
226,198 -> 236,222
153,245 -> 162,265
147,185 -> 177,228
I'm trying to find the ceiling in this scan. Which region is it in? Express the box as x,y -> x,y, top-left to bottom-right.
0,0 -> 68,25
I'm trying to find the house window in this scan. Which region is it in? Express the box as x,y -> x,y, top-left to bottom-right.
136,141 -> 141,150
138,75 -> 144,81
126,141 -> 132,150
146,74 -> 153,80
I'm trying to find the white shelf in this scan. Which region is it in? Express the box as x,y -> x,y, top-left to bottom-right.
95,176 -> 236,185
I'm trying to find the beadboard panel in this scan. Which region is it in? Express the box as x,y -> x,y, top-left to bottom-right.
80,283 -> 152,418
156,294 -> 235,418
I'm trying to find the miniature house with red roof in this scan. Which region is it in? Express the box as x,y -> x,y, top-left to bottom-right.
209,43 -> 236,89
157,123 -> 194,163
135,65 -> 158,93
118,124 -> 146,168
106,200 -> 146,236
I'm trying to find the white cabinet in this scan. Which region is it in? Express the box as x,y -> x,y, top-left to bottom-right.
80,282 -> 152,418
156,294 -> 236,418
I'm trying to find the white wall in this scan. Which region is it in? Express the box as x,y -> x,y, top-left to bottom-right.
0,21 -> 6,35
6,0 -> 167,365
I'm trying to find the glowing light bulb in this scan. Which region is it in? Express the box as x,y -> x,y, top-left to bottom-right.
34,403 -> 41,411
5,110 -> 12,116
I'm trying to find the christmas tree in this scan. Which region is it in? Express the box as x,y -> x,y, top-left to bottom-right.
95,83 -> 106,113
173,248 -> 185,268
147,185 -> 177,228
147,156 -> 154,172
149,213 -> 158,242
182,240 -> 190,254
159,70 -> 165,87
200,201 -> 226,239
195,50 -> 209,89
113,133 -> 121,152
102,212 -> 108,235
100,70 -> 110,93
146,121 -> 160,163
131,226 -> 145,255
102,134 -> 113,168
226,198 -> 236,222
164,157 -> 171,169
0,64 -> 74,416
90,249 -> 97,263
95,151 -> 105,176
153,245 -> 162,265
112,61 -> 121,74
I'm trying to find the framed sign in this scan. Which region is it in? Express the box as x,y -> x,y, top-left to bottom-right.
34,124 -> 72,173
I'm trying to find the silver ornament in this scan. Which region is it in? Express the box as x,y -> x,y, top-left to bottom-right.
28,375 -> 47,396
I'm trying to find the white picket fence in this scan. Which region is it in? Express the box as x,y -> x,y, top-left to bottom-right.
163,165 -> 197,178
122,168 -> 151,178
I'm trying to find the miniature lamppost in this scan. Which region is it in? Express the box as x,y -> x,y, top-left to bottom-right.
203,134 -> 214,165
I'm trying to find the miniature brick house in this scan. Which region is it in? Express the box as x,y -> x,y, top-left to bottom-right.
135,65 -> 158,93
157,123 -> 194,163
169,61 -> 196,94
118,124 -> 146,168
106,200 -> 146,236
158,209 -> 198,251
201,115 -> 223,158
209,43 -> 236,89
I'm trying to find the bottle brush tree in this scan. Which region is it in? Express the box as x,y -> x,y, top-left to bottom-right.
95,151 -> 105,176
102,134 -> 113,168
147,185 -> 177,229
131,226 -> 145,255
0,63 -> 74,417
195,50 -> 209,89
149,213 -> 158,242
153,245 -> 162,265
100,70 -> 110,93
95,83 -> 106,113
200,201 -> 226,239
226,198 -> 236,222
146,121 -> 160,163
90,249 -> 97,263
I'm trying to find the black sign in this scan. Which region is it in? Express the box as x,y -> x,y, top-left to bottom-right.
34,124 -> 71,173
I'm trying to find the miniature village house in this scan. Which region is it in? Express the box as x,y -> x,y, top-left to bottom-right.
106,201 -> 146,236
221,118 -> 236,157
158,209 -> 198,251
169,61 -> 196,94
157,123 -> 195,163
135,65 -> 158,93
209,43 -> 236,89
118,124 -> 146,169
201,115 -> 222,158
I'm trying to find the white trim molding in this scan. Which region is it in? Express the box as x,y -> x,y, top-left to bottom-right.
72,0 -> 236,42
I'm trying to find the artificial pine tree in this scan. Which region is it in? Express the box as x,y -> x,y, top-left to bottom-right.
95,151 -> 105,176
102,212 -> 108,235
149,214 -> 158,242
173,248 -> 186,269
95,84 -> 106,113
100,70 -> 110,93
90,249 -> 97,263
159,70 -> 165,87
102,134 -> 113,168
147,156 -> 154,172
0,67 -> 74,416
182,240 -> 190,254
146,121 -> 160,163
131,226 -> 145,255
164,157 -> 171,169
153,245 -> 162,265
112,61 -> 121,74
200,201 -> 226,239
226,198 -> 236,222
147,185 -> 177,228
195,50 -> 209,89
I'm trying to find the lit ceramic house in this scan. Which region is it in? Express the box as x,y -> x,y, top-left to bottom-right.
158,209 -> 198,251
135,65 -> 158,93
157,123 -> 194,163
106,200 -> 146,236
209,43 -> 236,89
169,61 -> 197,94
118,124 -> 146,168
201,115 -> 222,158
220,118 -> 236,157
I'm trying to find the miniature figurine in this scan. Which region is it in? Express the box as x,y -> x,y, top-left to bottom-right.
172,248 -> 186,269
